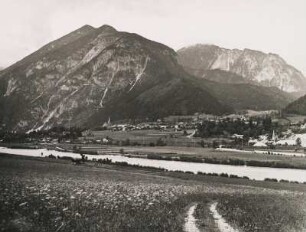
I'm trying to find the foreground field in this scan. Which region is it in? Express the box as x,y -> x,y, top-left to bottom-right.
0,155 -> 305,232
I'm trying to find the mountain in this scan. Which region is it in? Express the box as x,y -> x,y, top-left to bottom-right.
175,63 -> 294,110
177,44 -> 306,93
0,25 -> 296,132
200,69 -> 256,85
0,25 -> 230,131
284,94 -> 306,115
196,78 -> 294,110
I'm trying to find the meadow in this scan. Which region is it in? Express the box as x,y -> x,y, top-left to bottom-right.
72,144 -> 306,170
84,129 -> 229,147
0,154 -> 305,232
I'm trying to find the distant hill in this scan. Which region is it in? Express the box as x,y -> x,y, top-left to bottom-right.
178,68 -> 294,110
191,77 -> 294,111
284,94 -> 306,115
200,69 -> 257,85
177,44 -> 306,93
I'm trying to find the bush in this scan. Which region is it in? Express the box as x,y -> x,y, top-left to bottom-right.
58,156 -> 72,161
147,154 -> 163,160
115,161 -> 129,166
197,171 -> 206,175
220,173 -> 229,178
97,158 -> 112,164
279,179 -> 289,183
207,173 -> 219,176
179,156 -> 202,163
185,171 -> 194,175
212,140 -> 219,149
229,174 -> 239,179
264,178 -> 278,182
156,138 -> 167,146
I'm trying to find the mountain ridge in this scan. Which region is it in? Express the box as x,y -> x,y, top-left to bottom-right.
0,25 -> 297,131
177,44 -> 306,93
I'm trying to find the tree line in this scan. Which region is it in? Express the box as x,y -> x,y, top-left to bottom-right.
195,117 -> 274,139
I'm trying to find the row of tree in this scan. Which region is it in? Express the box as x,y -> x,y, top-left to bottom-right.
195,117 -> 274,139
0,127 -> 82,143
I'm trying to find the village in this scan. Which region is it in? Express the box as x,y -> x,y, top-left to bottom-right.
78,110 -> 306,152
2,110 -> 305,158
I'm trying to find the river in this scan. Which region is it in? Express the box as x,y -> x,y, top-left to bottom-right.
1,146 -> 306,182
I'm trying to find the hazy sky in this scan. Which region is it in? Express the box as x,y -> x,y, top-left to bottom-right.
1,0 -> 305,74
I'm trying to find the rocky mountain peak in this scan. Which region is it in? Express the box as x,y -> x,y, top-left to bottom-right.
177,44 -> 306,93
98,24 -> 117,34
78,24 -> 95,32
0,25 -> 231,131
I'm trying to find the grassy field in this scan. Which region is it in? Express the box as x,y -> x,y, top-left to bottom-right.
70,144 -> 306,169
285,114 -> 306,125
85,129 -> 230,147
216,193 -> 306,231
0,155 -> 305,231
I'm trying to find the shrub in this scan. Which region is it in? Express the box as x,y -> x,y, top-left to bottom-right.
229,174 -> 239,179
185,171 -> 194,175
156,138 -> 166,146
264,178 -> 278,182
220,173 -> 229,178
115,161 -> 129,166
279,179 -> 289,183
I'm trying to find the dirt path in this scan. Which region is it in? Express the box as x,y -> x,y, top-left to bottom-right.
210,202 -> 239,232
184,203 -> 200,232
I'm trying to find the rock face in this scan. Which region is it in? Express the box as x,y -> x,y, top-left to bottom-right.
177,44 -> 306,93
0,25 -> 230,131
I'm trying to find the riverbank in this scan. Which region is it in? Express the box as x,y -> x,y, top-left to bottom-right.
3,142 -> 306,170
76,144 -> 306,170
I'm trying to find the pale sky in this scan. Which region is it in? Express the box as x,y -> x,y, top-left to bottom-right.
0,0 -> 305,74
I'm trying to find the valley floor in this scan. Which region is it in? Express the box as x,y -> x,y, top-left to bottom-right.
0,155 -> 306,232
61,143 -> 306,170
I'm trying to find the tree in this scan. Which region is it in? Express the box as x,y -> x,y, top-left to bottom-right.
156,138 -> 166,146
123,138 -> 130,146
199,140 -> 205,148
296,138 -> 302,147
212,140 -> 219,149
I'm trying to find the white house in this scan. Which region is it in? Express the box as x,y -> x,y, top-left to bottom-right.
253,141 -> 268,147
276,139 -> 296,146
